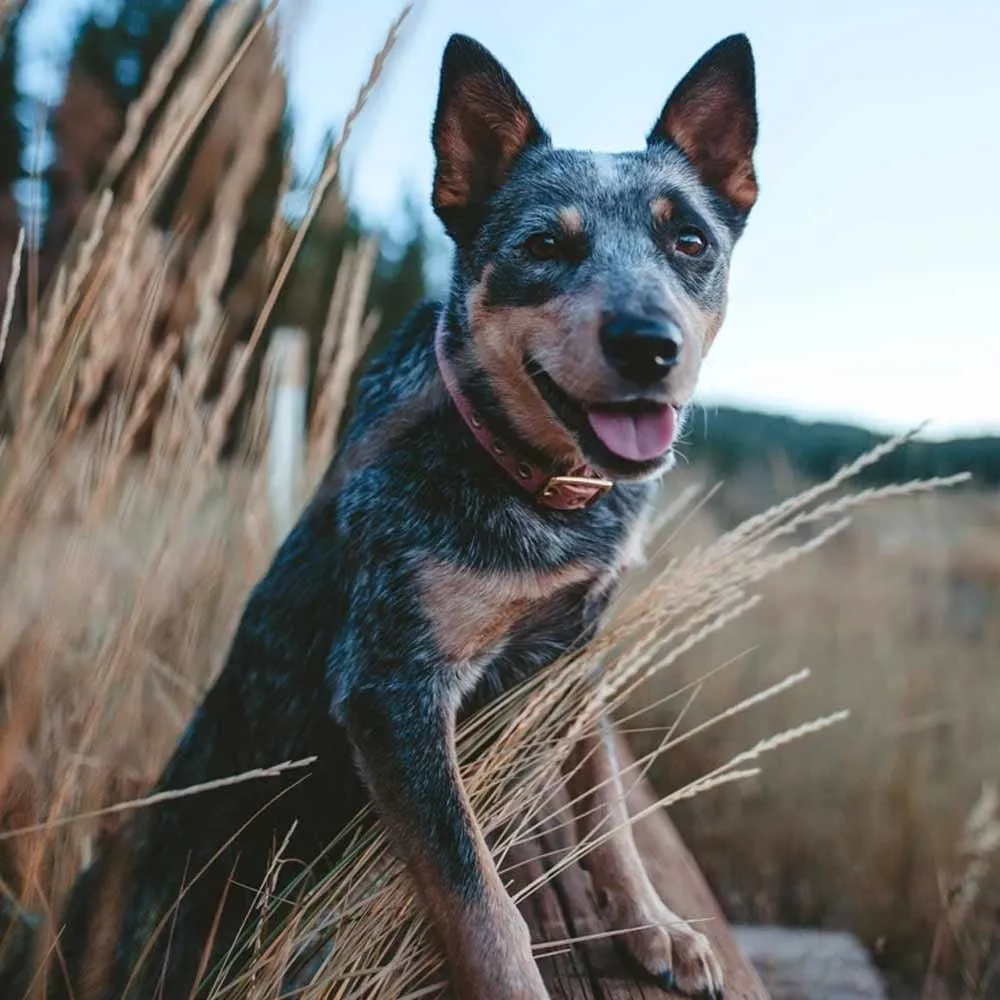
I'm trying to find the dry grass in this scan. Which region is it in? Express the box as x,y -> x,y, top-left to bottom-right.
0,227 -> 23,368
0,1 -> 407,988
630,470 -> 1000,999
0,4 -> 996,998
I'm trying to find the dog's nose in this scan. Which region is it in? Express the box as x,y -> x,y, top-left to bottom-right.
599,314 -> 684,387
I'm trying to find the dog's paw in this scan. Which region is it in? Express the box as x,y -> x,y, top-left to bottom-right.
600,890 -> 724,998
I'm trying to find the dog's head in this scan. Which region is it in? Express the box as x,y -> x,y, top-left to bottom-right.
432,33 -> 758,481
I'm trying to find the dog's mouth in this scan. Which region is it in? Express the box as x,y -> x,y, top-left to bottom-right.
527,362 -> 679,468
585,402 -> 677,462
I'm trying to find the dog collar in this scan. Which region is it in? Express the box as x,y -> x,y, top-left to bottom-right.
434,315 -> 613,511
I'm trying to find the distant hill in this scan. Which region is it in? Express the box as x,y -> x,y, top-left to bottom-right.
685,406 -> 1000,488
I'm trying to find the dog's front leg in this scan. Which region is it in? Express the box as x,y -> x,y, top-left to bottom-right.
344,683 -> 550,1000
564,715 -> 724,998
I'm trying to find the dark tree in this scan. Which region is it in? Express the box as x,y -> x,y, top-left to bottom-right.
0,8 -> 24,377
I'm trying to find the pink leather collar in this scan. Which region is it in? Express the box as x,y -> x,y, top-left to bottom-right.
434,315 -> 613,511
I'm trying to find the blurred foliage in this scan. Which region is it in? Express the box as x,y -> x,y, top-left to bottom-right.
0,0 -> 433,403
0,5 -> 23,382
0,7 -> 21,190
686,407 -> 999,490
43,0 -> 432,341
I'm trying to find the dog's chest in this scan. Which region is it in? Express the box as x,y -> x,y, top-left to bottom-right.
419,558 -> 600,663
418,505 -> 649,697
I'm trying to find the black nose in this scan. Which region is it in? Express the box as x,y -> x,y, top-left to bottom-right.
599,314 -> 684,387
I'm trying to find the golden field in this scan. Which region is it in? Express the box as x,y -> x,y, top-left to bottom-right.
0,3 -> 996,997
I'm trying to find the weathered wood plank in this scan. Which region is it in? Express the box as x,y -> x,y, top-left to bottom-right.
504,733 -> 771,1000
507,816 -> 596,999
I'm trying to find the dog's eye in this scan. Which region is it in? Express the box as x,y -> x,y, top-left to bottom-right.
523,233 -> 561,261
674,227 -> 708,257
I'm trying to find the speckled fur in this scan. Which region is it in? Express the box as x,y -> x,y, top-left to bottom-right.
44,31 -> 758,1000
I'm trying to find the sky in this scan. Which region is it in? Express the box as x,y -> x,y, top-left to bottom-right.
18,0 -> 1000,438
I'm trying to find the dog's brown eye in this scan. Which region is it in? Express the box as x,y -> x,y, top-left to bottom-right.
524,233 -> 561,261
674,227 -> 707,257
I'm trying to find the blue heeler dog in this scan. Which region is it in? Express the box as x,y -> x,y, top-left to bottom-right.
47,31 -> 758,1000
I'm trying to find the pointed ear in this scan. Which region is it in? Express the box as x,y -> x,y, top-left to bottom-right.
647,34 -> 759,213
432,34 -> 549,238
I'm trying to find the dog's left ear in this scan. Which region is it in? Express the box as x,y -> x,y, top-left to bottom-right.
648,34 -> 758,213
432,34 -> 549,239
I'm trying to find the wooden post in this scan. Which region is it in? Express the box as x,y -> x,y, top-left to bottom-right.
267,327 -> 309,543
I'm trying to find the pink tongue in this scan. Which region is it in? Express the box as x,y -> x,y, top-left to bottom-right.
587,406 -> 677,462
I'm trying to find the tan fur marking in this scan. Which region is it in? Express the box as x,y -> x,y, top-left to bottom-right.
701,308 -> 724,353
419,558 -> 596,664
650,197 -> 674,224
558,206 -> 584,237
465,276 -> 603,465
719,166 -> 758,212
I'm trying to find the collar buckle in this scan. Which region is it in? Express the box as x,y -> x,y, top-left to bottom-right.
537,474 -> 614,508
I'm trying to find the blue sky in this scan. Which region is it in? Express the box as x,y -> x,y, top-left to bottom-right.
19,0 -> 1000,437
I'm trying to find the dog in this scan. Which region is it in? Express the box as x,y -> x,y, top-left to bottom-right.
46,31 -> 759,1000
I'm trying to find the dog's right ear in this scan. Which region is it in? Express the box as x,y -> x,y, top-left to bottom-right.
432,34 -> 549,240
